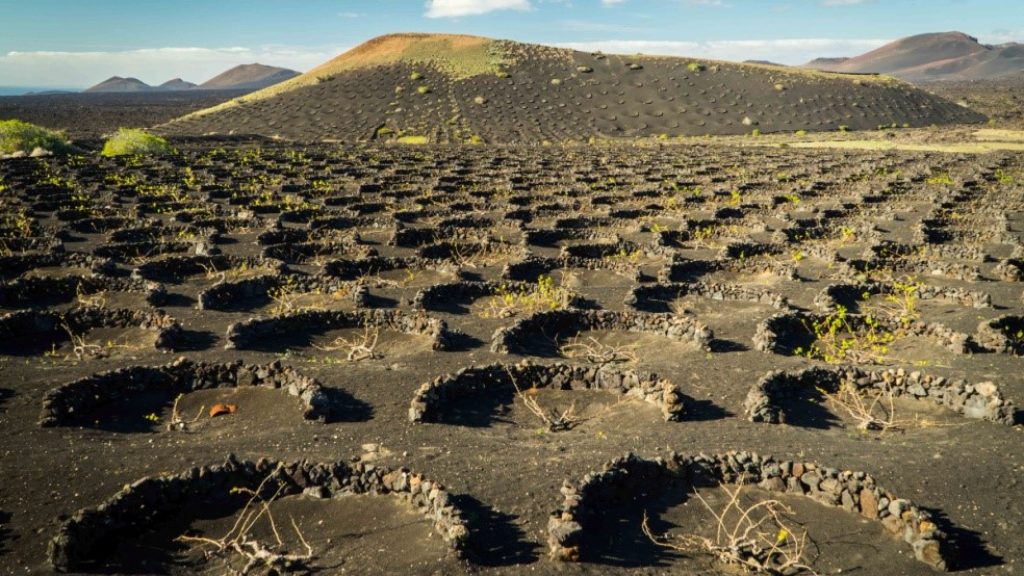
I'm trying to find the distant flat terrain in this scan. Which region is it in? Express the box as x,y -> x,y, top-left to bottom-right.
0,90 -> 247,139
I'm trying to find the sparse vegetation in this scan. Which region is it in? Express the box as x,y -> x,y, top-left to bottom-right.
484,275 -> 575,318
642,483 -> 816,575
0,119 -> 70,155
505,368 -> 584,432
101,128 -> 174,157
176,463 -> 314,574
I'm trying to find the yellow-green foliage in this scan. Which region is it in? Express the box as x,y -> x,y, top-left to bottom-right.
487,275 -> 573,317
398,38 -> 511,79
396,135 -> 429,145
101,128 -> 174,157
925,172 -> 954,186
0,119 -> 70,154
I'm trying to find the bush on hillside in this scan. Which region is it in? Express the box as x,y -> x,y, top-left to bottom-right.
0,119 -> 70,155
101,128 -> 174,157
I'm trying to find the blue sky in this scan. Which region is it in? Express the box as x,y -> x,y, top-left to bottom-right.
0,0 -> 1021,88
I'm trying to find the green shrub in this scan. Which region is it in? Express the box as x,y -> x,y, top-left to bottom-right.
101,128 -> 173,157
687,62 -> 705,72
416,85 -> 431,95
0,119 -> 70,155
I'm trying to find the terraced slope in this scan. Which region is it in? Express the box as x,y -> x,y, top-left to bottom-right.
157,33 -> 985,143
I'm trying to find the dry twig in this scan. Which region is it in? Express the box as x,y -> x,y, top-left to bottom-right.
642,482 -> 818,575
313,326 -> 380,361
165,393 -> 205,432
505,367 -> 585,431
176,463 -> 315,575
818,379 -> 902,432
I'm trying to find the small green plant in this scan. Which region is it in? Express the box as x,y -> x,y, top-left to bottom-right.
795,130 -> 807,137
606,247 -> 643,264
416,85 -> 432,94
926,172 -> 954,186
0,119 -> 70,154
485,275 -> 574,318
692,225 -> 716,243
794,305 -> 899,364
838,125 -> 849,133
101,128 -> 173,157
409,71 -> 423,80
687,62 -> 706,72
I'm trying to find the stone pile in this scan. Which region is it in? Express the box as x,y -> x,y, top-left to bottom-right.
39,357 -> 334,426
409,361 -> 685,423
743,366 -> 1016,425
225,309 -> 452,351
49,455 -> 469,572
548,451 -> 951,570
491,309 -> 712,354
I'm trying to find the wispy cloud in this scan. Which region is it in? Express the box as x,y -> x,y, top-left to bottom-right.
982,29 -> 1024,44
601,0 -> 627,6
424,0 -> 532,18
553,38 -> 891,65
0,46 -> 348,88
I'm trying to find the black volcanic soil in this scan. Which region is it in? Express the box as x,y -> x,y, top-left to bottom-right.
923,74 -> 1024,128
158,40 -> 984,142
0,136 -> 1022,576
0,90 -> 248,139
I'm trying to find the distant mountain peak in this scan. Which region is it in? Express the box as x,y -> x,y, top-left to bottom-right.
803,31 -> 1023,81
199,63 -> 300,90
159,78 -> 198,90
84,76 -> 153,93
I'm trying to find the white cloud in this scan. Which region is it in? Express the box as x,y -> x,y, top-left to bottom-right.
601,0 -> 627,6
424,0 -> 531,18
553,38 -> 891,65
982,29 -> 1024,45
0,46 -> 348,89
821,0 -> 868,5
